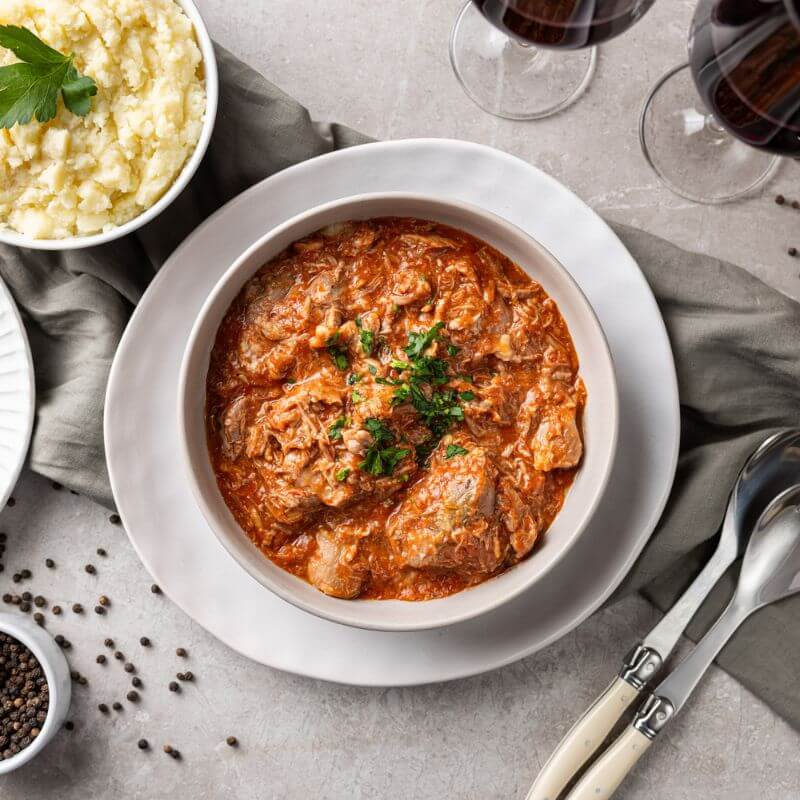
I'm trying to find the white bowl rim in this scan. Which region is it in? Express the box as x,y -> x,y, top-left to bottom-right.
0,612 -> 71,774
0,0 -> 218,252
178,192 -> 620,632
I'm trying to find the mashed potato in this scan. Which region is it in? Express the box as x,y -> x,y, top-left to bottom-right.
0,0 -> 206,239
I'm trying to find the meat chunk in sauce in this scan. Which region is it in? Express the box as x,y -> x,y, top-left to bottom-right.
387,434 -> 506,575
206,217 -> 586,601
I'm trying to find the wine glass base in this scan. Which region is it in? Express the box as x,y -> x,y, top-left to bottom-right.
640,63 -> 780,205
449,1 -> 597,121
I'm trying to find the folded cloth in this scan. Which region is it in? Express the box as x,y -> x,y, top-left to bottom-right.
1,45 -> 799,729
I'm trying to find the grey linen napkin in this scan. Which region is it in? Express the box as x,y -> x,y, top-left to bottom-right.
1,45 -> 799,728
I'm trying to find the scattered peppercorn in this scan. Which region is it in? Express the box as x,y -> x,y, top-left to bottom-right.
109,514 -> 121,525
139,636 -> 151,647
10,596 -> 20,606
168,681 -> 179,693
175,648 -> 187,658
84,564 -> 96,575
78,676 -> 87,686
96,654 -> 106,665
6,497 -> 15,508
1,594 -> 9,603
64,720 -> 74,731
96,548 -> 107,557
150,584 -> 161,594
72,603 -> 83,614
98,595 -> 109,607
11,574 -> 20,584
98,703 -> 109,714
33,613 -> 44,626
776,194 -> 786,205
114,651 -> 124,661
163,744 -> 173,754
94,605 -> 105,615
793,201 -> 800,210
104,638 -> 114,648
176,672 -> 185,681
20,569 -> 30,579
789,247 -> 797,257
33,596 -> 45,608
131,676 -> 142,688
137,739 -> 149,750
124,663 -> 135,674
226,736 -> 238,747
0,533 -> 6,542
45,558 -> 54,569
52,605 -> 62,615
126,690 -> 139,703
54,634 -> 64,645
112,702 -> 122,711
18,602 -> 30,613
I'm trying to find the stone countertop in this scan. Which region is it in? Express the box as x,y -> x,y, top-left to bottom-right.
2,1 -> 800,798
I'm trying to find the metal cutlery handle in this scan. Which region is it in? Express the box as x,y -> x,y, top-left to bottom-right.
525,646 -> 660,800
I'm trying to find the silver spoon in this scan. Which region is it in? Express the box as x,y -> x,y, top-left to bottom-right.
526,428 -> 800,800
564,483 -> 800,800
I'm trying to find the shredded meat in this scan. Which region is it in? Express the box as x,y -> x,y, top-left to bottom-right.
206,218 -> 586,601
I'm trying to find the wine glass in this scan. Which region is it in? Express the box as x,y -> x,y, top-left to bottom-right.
639,0 -> 800,204
450,0 -> 658,120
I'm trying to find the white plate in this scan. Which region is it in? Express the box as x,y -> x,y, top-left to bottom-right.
104,139 -> 680,686
0,280 -> 34,506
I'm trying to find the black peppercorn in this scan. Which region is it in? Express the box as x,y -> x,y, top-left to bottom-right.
45,558 -> 54,569
109,514 -> 121,525
226,736 -> 238,747
112,702 -> 122,711
72,603 -> 83,614
104,638 -> 114,648
175,647 -> 187,658
96,548 -> 107,557
139,636 -> 151,647
84,564 -> 96,575
114,651 -> 124,661
52,605 -> 62,615
168,681 -> 179,693
94,605 -> 105,615
126,690 -> 139,703
96,655 -> 106,665
150,584 -> 161,594
137,739 -> 148,750
776,194 -> 786,205
124,663 -> 135,674
131,676 -> 142,688
98,703 -> 109,714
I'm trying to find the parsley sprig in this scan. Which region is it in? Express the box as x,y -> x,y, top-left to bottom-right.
0,25 -> 97,128
326,332 -> 349,371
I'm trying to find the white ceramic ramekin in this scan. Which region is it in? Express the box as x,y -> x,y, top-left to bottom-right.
0,613 -> 71,774
0,0 -> 218,251
179,193 -> 619,632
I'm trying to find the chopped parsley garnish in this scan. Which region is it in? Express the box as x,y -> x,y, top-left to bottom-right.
0,25 -> 98,128
460,390 -> 475,402
358,417 -> 410,477
447,344 -> 460,357
354,316 -> 375,356
445,444 -> 469,460
347,373 -> 362,385
335,467 -> 351,482
368,364 -> 377,375
326,332 -> 349,371
351,389 -> 364,403
404,321 -> 444,359
327,416 -> 349,441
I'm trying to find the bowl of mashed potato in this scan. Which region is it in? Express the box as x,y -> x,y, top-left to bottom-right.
0,0 -> 218,250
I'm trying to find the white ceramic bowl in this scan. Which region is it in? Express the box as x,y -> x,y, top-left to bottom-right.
179,193 -> 619,631
0,613 -> 72,774
0,0 -> 218,252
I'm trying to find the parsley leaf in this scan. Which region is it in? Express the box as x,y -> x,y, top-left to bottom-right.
326,333 -> 349,371
0,25 -> 97,128
404,322 -> 444,359
445,444 -> 469,460
447,344 -> 460,357
351,389 -> 364,403
347,373 -> 362,385
335,467 -> 351,482
354,317 -> 375,356
358,418 -> 410,477
328,416 -> 349,441
460,390 -> 475,402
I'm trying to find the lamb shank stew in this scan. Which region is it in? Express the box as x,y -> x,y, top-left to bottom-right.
206,218 -> 585,601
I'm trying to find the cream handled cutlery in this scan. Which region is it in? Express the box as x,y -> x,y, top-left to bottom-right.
565,484 -> 800,800
525,429 -> 800,800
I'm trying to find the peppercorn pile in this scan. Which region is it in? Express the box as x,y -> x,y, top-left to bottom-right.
0,631 -> 48,760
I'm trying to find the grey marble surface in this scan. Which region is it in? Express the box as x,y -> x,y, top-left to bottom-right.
2,1 -> 800,798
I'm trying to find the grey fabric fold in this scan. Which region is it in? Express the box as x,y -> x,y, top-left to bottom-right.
1,45 -> 799,727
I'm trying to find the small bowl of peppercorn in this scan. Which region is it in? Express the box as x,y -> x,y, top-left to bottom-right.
0,612 -> 71,773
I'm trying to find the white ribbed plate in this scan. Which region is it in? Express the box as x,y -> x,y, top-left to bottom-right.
105,139 -> 680,686
0,279 -> 34,505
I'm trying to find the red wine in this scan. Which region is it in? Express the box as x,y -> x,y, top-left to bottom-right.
689,0 -> 800,156
472,0 -> 657,49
